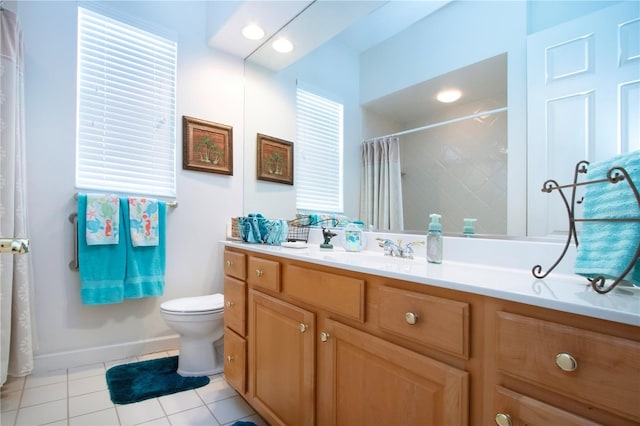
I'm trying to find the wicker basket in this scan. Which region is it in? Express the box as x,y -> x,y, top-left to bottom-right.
286,220 -> 311,242
231,217 -> 240,239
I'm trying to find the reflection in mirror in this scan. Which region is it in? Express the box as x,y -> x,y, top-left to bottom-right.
362,53 -> 508,234
243,0 -> 639,238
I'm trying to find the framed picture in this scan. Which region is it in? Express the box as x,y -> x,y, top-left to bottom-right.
256,134 -> 294,185
183,116 -> 233,175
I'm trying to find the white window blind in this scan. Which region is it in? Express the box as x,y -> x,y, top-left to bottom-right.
295,85 -> 344,213
76,7 -> 177,197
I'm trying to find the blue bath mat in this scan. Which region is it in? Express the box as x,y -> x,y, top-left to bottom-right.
106,356 -> 210,404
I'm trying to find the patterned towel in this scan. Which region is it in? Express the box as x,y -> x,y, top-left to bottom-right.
85,193 -> 120,245
128,197 -> 160,247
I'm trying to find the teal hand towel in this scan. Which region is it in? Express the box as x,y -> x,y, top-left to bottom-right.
78,194 -> 126,304
121,198 -> 166,298
574,150 -> 640,286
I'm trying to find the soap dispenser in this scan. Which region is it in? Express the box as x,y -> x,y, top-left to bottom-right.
463,218 -> 477,237
427,213 -> 443,264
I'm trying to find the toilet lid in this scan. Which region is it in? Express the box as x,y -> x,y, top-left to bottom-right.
160,293 -> 224,313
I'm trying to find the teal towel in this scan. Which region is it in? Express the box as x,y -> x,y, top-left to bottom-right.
121,198 -> 166,298
574,151 -> 640,286
238,213 -> 288,245
78,194 -> 126,304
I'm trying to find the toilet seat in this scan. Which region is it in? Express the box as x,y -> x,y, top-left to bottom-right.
160,293 -> 224,314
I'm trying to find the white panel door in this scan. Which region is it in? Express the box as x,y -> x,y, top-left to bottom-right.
527,1 -> 640,237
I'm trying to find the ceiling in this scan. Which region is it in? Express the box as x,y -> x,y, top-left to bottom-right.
206,1 -> 505,125
207,0 -> 451,71
362,53 -> 508,125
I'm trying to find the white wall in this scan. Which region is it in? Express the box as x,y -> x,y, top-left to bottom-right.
17,1 -> 244,371
243,38 -> 362,220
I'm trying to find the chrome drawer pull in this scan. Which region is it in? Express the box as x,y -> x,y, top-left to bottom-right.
255,269 -> 263,277
494,413 -> 512,426
299,323 -> 308,333
555,353 -> 578,371
405,312 -> 418,325
226,260 -> 232,267
320,332 -> 330,342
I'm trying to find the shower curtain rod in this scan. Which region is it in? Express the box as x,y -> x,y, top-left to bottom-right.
363,106 -> 508,142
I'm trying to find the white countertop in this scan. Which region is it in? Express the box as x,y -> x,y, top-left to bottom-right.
222,238 -> 640,327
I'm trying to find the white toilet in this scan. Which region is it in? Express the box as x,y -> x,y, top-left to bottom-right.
160,293 -> 225,377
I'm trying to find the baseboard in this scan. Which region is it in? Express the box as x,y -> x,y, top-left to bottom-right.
32,335 -> 180,373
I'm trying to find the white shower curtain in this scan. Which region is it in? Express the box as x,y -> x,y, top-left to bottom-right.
1,6 -> 35,385
359,136 -> 404,230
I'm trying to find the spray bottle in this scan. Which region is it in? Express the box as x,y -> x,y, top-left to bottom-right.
427,213 -> 443,264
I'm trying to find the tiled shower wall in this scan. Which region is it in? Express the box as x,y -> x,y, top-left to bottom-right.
400,110 -> 508,234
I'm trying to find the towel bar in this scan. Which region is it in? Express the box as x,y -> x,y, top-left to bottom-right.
69,213 -> 79,270
70,194 -> 173,271
73,193 -> 178,208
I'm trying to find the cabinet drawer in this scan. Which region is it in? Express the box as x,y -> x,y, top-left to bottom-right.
494,386 -> 601,426
378,286 -> 469,358
224,251 -> 246,280
283,265 -> 365,322
247,256 -> 280,292
224,276 -> 246,336
496,311 -> 640,423
224,327 -> 246,394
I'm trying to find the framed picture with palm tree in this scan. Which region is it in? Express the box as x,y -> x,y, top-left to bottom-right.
183,116 -> 233,175
256,134 -> 294,185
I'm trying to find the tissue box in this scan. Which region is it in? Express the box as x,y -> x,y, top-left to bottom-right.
237,215 -> 288,245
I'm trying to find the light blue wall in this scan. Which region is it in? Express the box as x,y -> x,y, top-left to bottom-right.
360,0 -> 528,235
17,1 -> 245,369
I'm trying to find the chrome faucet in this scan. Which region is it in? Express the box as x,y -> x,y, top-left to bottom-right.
376,238 -> 424,259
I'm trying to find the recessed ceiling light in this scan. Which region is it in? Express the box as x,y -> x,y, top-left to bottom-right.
242,24 -> 265,40
272,37 -> 293,53
436,89 -> 462,103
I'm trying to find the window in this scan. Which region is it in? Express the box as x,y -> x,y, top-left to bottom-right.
295,84 -> 344,213
76,7 -> 177,197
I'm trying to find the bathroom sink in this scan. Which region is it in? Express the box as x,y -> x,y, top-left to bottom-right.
320,250 -> 427,271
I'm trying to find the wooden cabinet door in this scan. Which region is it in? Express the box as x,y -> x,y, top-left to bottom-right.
224,276 -> 246,336
318,318 -> 469,426
224,327 -> 246,394
248,289 -> 315,426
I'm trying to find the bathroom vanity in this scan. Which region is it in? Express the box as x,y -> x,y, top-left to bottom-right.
221,240 -> 640,426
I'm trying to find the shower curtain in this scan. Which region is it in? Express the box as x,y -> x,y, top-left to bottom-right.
1,6 -> 35,385
359,136 -> 404,230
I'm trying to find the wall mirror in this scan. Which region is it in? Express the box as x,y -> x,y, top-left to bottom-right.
242,0 -> 639,237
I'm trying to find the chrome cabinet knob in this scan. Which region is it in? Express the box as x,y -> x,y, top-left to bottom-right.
255,269 -> 263,277
299,323 -> 308,333
225,260 -> 232,267
227,355 -> 234,363
320,332 -> 330,342
555,353 -> 578,371
405,312 -> 418,325
225,300 -> 234,308
494,413 -> 512,426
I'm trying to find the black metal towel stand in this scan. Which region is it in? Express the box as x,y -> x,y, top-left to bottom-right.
532,160 -> 640,294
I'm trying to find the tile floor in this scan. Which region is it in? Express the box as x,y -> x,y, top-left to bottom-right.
0,350 -> 268,426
